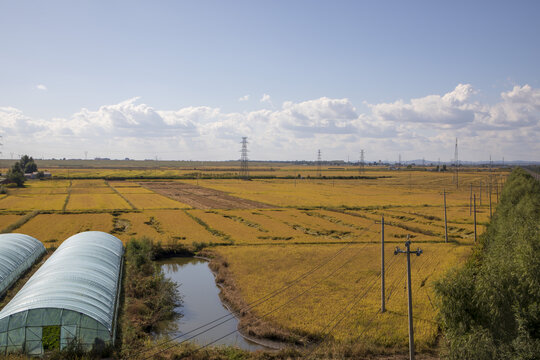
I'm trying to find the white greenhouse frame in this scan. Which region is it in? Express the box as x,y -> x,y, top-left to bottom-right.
0,234 -> 45,298
0,231 -> 124,356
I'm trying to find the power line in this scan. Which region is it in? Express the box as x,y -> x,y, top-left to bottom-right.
240,137 -> 249,180
305,256 -> 400,359
178,237 -> 388,359
317,149 -> 322,177
141,231 -> 382,359
135,223 -> 378,358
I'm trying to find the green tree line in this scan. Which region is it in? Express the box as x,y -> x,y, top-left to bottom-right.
435,168 -> 540,359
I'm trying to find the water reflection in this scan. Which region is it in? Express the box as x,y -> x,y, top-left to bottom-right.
155,257 -> 268,351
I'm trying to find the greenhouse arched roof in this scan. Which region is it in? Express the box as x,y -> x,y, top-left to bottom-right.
0,234 -> 45,295
0,231 -> 123,332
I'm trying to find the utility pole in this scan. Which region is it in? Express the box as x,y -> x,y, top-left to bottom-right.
496,179 -> 499,203
381,215 -> 385,313
444,189 -> 448,243
394,236 -> 423,360
489,182 -> 492,219
469,183 -> 473,216
473,194 -> 477,243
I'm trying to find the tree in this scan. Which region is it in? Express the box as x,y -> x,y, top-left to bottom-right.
20,155 -> 37,173
7,162 -> 25,187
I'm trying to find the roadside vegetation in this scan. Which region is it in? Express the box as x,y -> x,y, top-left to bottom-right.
435,168 -> 540,359
120,237 -> 182,358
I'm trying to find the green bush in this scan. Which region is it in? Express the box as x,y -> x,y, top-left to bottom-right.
435,168 -> 540,359
42,325 -> 60,351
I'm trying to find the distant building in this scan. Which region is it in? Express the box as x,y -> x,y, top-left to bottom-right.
24,172 -> 52,180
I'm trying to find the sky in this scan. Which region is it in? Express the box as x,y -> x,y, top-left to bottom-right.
0,0 -> 539,162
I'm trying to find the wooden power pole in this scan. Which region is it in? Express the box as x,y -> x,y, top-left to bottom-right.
381,215 -> 385,313
444,189 -> 448,243
394,236 -> 423,360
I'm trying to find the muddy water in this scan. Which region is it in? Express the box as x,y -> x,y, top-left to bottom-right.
156,257 -> 269,351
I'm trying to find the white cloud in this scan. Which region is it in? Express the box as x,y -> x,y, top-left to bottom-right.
260,93 -> 271,103
1,84 -> 538,161
35,84 -> 47,91
369,84 -> 478,128
238,95 -> 250,102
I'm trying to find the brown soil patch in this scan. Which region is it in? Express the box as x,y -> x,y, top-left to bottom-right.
139,181 -> 274,209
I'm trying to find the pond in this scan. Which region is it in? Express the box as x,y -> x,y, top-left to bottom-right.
156,257 -> 269,351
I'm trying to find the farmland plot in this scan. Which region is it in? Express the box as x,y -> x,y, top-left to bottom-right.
16,213 -> 113,245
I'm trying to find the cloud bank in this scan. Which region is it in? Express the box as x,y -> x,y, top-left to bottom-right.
0,84 -> 538,161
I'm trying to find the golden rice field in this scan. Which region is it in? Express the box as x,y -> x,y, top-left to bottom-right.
65,194 -> 132,210
119,193 -> 189,209
0,167 -> 506,352
182,170 -> 502,208
214,242 -> 472,351
0,194 -> 67,211
15,213 -> 113,245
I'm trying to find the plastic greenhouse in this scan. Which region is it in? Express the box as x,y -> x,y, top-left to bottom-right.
0,231 -> 124,355
0,234 -> 45,297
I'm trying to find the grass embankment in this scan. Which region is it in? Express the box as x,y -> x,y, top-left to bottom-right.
435,168 -> 540,359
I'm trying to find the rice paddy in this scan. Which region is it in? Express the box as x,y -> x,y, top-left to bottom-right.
0,166 -> 506,353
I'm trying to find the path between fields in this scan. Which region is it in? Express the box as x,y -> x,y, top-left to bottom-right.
139,181 -> 275,209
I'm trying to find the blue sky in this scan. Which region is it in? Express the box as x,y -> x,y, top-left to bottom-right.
1,0 -> 539,161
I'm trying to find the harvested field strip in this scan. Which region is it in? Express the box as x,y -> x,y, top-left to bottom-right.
16,213 -> 113,245
140,181 -> 273,209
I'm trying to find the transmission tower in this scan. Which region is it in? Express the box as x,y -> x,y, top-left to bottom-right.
359,149 -> 365,174
0,135 -> 2,157
240,137 -> 249,180
398,153 -> 402,168
454,138 -> 459,188
316,149 -> 322,177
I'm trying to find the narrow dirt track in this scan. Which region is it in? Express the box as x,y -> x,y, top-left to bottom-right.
139,181 -> 275,209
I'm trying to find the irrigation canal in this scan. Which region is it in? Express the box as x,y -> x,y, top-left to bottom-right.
155,257 -> 270,351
